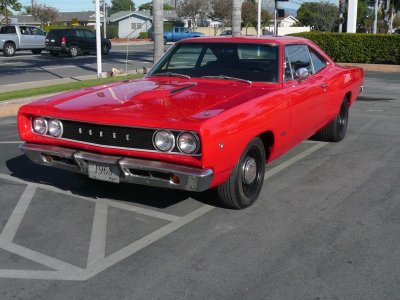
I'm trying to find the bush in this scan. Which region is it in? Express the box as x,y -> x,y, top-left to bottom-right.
138,32 -> 149,39
289,32 -> 400,64
106,25 -> 118,39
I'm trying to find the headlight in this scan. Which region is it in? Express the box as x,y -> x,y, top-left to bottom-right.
178,132 -> 198,154
153,130 -> 175,152
32,117 -> 48,135
48,119 -> 63,137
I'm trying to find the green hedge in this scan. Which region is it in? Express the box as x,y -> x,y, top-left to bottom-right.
289,32 -> 400,64
106,25 -> 118,39
138,32 -> 149,39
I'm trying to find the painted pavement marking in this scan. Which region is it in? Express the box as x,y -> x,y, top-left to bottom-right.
0,141 -> 328,280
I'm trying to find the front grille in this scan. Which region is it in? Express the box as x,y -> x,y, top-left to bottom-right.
61,120 -> 157,151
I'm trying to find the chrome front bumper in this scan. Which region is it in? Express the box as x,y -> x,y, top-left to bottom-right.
19,143 -> 213,192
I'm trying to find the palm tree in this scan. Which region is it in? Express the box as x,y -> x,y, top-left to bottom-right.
232,0 -> 241,36
153,0 -> 164,63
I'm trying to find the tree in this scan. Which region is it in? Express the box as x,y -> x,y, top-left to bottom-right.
28,1 -> 58,27
296,2 -> 339,32
176,0 -> 209,29
241,0 -> 257,34
110,0 -> 135,15
139,2 -> 175,10
1,0 -> 22,25
208,0 -> 232,31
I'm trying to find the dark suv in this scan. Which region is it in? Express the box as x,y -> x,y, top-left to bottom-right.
45,28 -> 111,57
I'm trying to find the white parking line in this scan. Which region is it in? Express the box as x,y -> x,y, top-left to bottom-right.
0,141 -> 22,144
0,141 -> 328,280
87,202 -> 108,267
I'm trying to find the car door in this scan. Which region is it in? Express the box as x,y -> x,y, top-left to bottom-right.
28,26 -> 46,48
18,26 -> 36,48
84,30 -> 96,51
283,44 -> 329,144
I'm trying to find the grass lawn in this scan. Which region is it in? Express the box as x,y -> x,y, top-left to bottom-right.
0,74 -> 144,102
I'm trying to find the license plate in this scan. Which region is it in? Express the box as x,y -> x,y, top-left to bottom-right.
88,162 -> 120,183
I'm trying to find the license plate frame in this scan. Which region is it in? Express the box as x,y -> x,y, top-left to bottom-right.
88,162 -> 120,183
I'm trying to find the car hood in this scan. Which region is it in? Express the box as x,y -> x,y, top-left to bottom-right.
26,77 -> 277,129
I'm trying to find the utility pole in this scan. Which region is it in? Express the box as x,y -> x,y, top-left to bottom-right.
5,0 -> 9,25
232,0 -> 241,36
373,0 -> 378,33
95,0 -> 102,77
274,0 -> 278,36
153,0 -> 164,63
257,0 -> 261,36
103,0 -> 107,39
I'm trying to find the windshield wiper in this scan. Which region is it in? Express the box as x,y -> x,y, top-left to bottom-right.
152,72 -> 191,79
201,75 -> 252,85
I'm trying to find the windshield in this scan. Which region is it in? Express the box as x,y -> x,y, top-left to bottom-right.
148,42 -> 279,83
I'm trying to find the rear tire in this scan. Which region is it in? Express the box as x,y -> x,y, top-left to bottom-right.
3,42 -> 16,57
217,137 -> 266,209
69,45 -> 80,57
314,97 -> 349,142
102,44 -> 110,55
31,49 -> 42,54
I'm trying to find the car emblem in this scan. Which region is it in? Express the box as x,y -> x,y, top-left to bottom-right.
113,133 -> 117,139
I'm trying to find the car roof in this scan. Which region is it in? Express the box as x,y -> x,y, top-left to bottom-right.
180,35 -> 310,45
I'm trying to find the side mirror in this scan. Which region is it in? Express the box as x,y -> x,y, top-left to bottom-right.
295,67 -> 309,82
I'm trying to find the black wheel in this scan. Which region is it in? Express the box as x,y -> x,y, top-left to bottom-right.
3,42 -> 16,57
314,97 -> 349,142
49,51 -> 60,57
217,137 -> 266,209
102,44 -> 110,55
31,49 -> 42,54
69,45 -> 80,57
163,37 -> 167,45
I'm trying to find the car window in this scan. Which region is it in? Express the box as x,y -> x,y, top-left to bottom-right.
76,30 -> 85,38
309,48 -> 327,74
151,42 -> 279,83
166,44 -> 203,69
19,26 -> 31,35
30,27 -> 45,36
84,30 -> 95,38
285,44 -> 313,76
1,26 -> 16,34
284,53 -> 294,81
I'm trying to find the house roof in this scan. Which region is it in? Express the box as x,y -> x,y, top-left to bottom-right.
57,11 -> 97,22
109,10 -> 179,23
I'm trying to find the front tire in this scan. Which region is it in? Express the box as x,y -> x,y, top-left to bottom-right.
314,97 -> 349,142
217,137 -> 266,209
3,42 -> 16,57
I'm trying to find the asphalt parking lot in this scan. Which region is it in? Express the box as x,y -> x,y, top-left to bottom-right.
0,43 -> 158,86
0,72 -> 400,299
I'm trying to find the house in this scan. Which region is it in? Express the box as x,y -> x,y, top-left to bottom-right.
1,15 -> 41,26
57,11 -> 107,26
278,15 -> 298,27
109,10 -> 179,38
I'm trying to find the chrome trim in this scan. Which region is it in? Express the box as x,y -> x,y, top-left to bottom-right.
28,116 -> 202,157
177,131 -> 200,154
19,143 -> 213,192
152,130 -> 176,153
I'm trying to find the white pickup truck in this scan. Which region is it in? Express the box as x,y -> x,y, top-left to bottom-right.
0,25 -> 46,57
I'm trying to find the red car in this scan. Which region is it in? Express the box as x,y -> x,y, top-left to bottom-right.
17,36 -> 364,209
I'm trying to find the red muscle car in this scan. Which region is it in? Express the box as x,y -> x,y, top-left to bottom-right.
17,36 -> 364,209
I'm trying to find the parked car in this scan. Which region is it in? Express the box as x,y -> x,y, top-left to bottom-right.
162,27 -> 205,44
220,30 -> 232,36
45,28 -> 111,57
17,36 -> 364,209
0,24 -> 46,57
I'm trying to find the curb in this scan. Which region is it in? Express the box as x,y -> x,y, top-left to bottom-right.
338,63 -> 400,73
0,93 -> 60,119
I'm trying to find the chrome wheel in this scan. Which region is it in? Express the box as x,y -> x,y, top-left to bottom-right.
70,46 -> 79,57
242,157 -> 257,185
6,45 -> 15,55
102,44 -> 109,55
